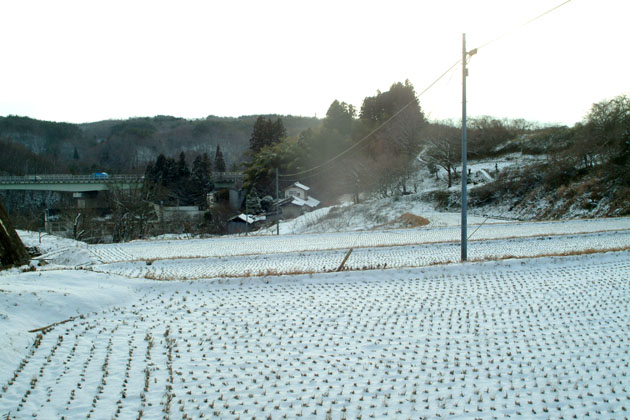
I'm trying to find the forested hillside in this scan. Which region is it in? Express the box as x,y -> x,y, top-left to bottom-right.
0,114 -> 320,175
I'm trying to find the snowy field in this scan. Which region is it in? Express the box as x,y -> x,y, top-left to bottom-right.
1,218 -> 629,419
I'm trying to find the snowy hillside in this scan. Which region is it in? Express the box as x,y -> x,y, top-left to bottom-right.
256,152 -> 561,236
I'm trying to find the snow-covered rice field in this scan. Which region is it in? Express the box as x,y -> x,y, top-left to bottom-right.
68,218 -> 630,280
90,230 -> 630,280
86,217 -> 630,265
1,252 -> 629,419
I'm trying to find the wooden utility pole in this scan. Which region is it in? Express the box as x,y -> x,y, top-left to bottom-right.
0,198 -> 30,268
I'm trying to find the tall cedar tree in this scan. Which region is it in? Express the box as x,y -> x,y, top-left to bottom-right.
357,80 -> 426,195
148,154 -> 178,186
271,118 -> 287,143
250,116 -> 269,153
190,153 -> 214,206
249,116 -> 286,153
214,145 -> 226,172
175,152 -> 192,203
176,152 -> 191,179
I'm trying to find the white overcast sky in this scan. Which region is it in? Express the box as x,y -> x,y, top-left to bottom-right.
1,0 -> 628,126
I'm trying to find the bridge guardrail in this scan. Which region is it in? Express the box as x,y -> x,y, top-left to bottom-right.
212,172 -> 242,181
0,173 -> 242,184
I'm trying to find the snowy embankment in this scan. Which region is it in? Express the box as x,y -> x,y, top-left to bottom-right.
1,250 -> 629,419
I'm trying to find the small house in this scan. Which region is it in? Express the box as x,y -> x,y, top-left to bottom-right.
284,182 -> 310,200
278,182 -> 320,219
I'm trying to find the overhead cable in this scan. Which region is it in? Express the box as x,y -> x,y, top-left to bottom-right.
279,59 -> 462,179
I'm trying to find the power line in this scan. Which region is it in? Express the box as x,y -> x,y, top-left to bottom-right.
474,0 -> 573,52
279,59 -> 461,179
279,0 -> 573,181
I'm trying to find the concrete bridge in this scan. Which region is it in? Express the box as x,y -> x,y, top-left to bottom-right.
0,174 -> 143,192
212,172 -> 243,189
0,172 -> 242,192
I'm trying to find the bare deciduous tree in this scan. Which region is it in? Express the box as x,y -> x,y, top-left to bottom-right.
108,182 -> 156,242
420,122 -> 461,188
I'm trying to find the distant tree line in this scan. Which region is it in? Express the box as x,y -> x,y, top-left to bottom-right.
0,114 -> 319,176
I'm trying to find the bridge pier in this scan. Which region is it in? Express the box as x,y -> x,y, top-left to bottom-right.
72,191 -> 102,209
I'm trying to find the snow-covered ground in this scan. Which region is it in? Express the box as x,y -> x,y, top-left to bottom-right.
1,215 -> 629,418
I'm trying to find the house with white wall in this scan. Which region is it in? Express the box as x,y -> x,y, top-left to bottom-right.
279,182 -> 320,219
284,182 -> 311,200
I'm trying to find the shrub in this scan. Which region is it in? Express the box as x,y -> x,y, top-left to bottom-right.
426,190 -> 452,209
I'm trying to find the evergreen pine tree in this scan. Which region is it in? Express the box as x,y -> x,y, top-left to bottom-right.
163,157 -> 177,186
144,162 -> 156,182
202,152 -> 212,173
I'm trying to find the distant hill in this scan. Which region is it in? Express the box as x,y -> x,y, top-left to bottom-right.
0,114 -> 321,175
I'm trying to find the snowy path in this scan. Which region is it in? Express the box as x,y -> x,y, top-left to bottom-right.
1,253 -> 629,419
89,229 -> 630,279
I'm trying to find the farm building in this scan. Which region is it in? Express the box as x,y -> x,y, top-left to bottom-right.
227,213 -> 267,234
